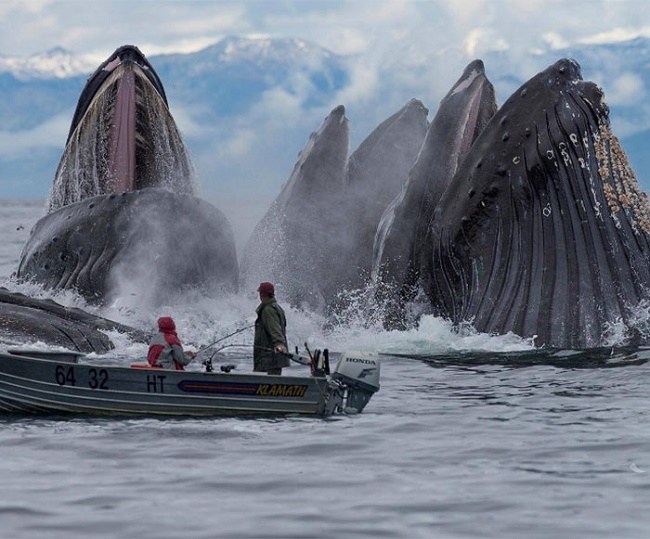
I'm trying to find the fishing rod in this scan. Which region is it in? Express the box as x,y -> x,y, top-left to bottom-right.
196,324 -> 254,355
202,343 -> 315,372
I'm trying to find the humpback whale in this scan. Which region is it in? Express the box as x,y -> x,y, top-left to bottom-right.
372,60 -> 497,327
247,56 -> 650,348
242,100 -> 427,310
16,45 -> 238,305
422,59 -> 650,348
241,105 -> 350,310
340,98 -> 429,297
0,288 -> 147,353
17,188 -> 237,304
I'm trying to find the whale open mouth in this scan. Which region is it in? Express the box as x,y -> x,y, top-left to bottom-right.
48,46 -> 195,212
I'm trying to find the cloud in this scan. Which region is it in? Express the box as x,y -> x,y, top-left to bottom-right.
167,105 -> 213,139
0,113 -> 68,157
332,59 -> 380,108
608,72 -> 646,106
464,28 -> 510,57
4,0 -> 650,89
1,1 -> 248,57
541,32 -> 570,50
0,0 -> 50,16
214,127 -> 258,161
580,26 -> 650,45
0,1 -> 647,58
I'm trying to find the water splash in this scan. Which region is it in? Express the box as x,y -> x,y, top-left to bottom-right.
627,298 -> 650,341
601,317 -> 630,347
0,274 -> 534,360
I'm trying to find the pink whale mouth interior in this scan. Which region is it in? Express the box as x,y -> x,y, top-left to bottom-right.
108,65 -> 137,193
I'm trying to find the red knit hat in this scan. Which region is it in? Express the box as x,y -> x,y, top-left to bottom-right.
257,282 -> 275,295
158,316 -> 176,331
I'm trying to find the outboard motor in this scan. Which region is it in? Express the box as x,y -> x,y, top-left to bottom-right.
331,352 -> 380,413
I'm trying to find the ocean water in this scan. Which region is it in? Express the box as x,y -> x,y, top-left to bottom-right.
2,200 -> 650,539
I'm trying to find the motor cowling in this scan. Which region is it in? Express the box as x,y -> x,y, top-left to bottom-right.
331,352 -> 380,413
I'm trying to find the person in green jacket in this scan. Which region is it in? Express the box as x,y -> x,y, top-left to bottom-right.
254,282 -> 289,375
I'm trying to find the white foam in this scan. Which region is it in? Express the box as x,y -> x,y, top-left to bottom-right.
0,273 -> 537,360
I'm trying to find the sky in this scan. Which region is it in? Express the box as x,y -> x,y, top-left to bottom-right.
3,0 -> 650,144
2,0 -> 650,245
3,1 -> 649,150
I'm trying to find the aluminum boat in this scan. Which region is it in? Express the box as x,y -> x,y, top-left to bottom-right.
0,348 -> 380,417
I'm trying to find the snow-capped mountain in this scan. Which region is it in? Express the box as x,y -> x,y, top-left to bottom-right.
150,36 -> 349,119
0,46 -> 99,80
203,35 -> 340,66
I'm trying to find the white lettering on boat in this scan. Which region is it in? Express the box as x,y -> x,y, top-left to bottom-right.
346,357 -> 377,365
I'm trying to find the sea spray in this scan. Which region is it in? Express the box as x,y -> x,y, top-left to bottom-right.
0,274 -> 535,363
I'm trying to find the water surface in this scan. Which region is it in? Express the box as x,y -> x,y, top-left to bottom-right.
1,201 -> 649,538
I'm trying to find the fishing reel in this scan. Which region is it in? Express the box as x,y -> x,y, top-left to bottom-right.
203,357 -> 236,373
302,345 -> 330,377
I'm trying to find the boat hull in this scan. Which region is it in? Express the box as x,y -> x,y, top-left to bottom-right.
0,352 -> 340,417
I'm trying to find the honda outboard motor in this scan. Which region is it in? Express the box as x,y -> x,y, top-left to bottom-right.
331,352 -> 380,413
